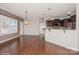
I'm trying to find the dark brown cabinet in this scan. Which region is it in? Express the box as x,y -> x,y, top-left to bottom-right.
46,15 -> 76,29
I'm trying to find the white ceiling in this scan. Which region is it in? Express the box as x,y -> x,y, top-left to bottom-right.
0,3 -> 76,19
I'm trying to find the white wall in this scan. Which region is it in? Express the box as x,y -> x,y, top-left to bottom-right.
45,29 -> 78,51
20,21 -> 24,35
24,17 -> 40,35
76,4 -> 79,50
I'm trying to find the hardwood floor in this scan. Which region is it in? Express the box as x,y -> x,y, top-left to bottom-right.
0,35 -> 79,55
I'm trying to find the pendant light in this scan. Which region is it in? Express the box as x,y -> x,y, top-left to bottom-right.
67,11 -> 71,17
47,8 -> 53,20
24,10 -> 29,25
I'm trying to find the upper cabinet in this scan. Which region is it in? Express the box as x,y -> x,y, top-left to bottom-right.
46,15 -> 76,30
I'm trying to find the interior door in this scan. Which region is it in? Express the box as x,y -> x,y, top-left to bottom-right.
39,18 -> 45,39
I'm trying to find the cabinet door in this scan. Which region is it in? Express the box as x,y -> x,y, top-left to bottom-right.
46,20 -> 50,27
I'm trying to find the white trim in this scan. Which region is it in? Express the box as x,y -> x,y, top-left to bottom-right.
0,35 -> 20,44
46,39 -> 79,52
24,34 -> 40,35
20,34 -> 23,35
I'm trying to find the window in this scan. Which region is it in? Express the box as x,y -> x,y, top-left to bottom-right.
0,15 -> 17,36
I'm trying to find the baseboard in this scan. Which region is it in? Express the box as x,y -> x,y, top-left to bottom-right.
24,35 -> 40,36
20,34 -> 23,35
46,39 -> 79,52
0,35 -> 20,44
24,34 -> 40,36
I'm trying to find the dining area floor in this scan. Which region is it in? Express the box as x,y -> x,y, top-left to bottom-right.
0,35 -> 79,55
